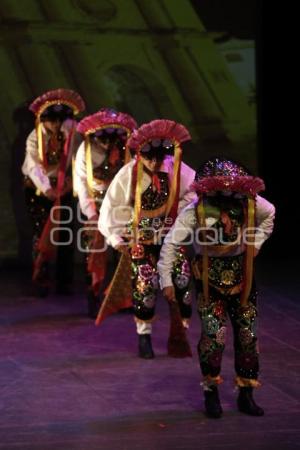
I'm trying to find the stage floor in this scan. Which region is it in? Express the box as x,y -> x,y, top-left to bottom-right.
0,258 -> 299,450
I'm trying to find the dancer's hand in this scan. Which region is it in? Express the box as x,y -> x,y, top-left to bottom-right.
163,286 -> 176,303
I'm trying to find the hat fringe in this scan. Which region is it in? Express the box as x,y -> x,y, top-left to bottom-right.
191,176 -> 265,197
77,110 -> 137,135
30,89 -> 85,116
127,119 -> 191,151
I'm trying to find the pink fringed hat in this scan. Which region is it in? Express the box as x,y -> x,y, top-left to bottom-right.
29,88 -> 85,117
30,89 -> 85,174
77,109 -> 137,135
127,119 -> 191,152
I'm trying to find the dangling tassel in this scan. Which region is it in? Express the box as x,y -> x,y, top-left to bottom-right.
56,124 -> 75,195
85,136 -> 94,198
132,155 -> 144,244
72,156 -> 78,197
36,120 -> 44,162
240,197 -> 255,306
220,211 -> 233,235
196,196 -> 209,305
124,143 -> 131,165
165,142 -> 182,221
108,146 -> 120,167
36,120 -> 45,196
68,121 -> 78,198
152,173 -> 161,193
157,142 -> 192,357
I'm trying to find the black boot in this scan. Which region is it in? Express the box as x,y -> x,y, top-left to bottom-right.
237,387 -> 264,416
138,334 -> 154,359
204,385 -> 223,418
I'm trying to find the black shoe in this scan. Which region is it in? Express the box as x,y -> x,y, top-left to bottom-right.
237,387 -> 264,416
204,385 -> 223,418
87,290 -> 100,319
138,334 -> 155,359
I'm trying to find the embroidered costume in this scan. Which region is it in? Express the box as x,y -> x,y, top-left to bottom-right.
22,89 -> 85,296
98,119 -> 196,358
75,109 -> 137,317
158,157 -> 275,417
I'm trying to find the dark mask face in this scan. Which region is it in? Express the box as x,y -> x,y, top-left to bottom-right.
140,148 -> 167,163
140,139 -> 173,153
90,127 -> 127,145
139,141 -> 174,162
90,132 -> 117,145
207,191 -> 246,200
41,104 -> 74,122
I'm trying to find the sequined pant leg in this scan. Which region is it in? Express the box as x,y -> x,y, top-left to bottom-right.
131,245 -> 159,321
172,247 -> 192,319
196,283 -> 228,377
227,288 -> 259,380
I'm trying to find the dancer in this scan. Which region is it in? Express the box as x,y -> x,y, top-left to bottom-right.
22,88 -> 85,296
158,157 -> 275,417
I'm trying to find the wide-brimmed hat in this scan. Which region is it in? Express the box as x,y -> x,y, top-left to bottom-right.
127,119 -> 191,154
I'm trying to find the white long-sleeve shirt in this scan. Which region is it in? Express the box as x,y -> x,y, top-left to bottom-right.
74,141 -> 109,219
99,156 -> 196,248
22,119 -> 81,194
157,195 -> 276,288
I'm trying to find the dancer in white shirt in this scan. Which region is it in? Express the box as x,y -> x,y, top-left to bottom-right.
99,119 -> 196,358
75,109 -> 137,317
22,89 -> 85,296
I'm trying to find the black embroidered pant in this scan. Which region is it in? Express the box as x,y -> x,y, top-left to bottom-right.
195,280 -> 259,382
132,245 -> 192,321
25,187 -> 74,288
